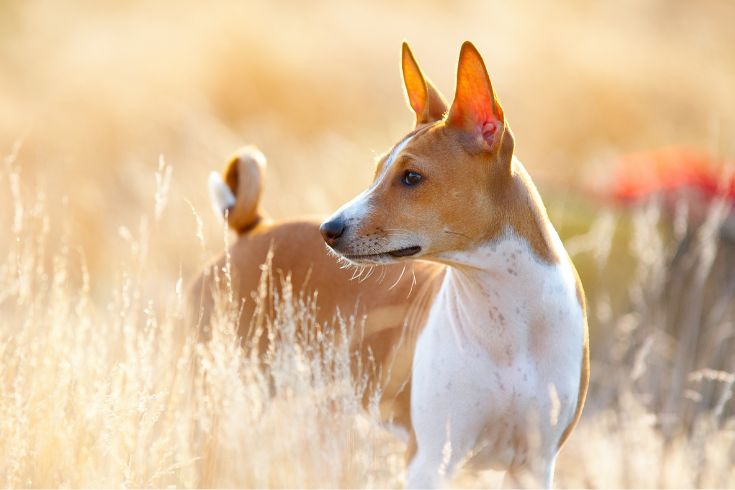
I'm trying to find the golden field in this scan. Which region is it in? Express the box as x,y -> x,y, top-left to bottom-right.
1,0 -> 734,487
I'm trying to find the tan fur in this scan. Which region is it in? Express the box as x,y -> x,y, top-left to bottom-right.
223,147 -> 266,232
357,43 -> 557,266
189,218 -> 444,428
353,122 -> 558,264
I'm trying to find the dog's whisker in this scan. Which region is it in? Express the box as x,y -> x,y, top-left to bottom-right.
389,264 -> 407,290
379,264 -> 388,283
360,265 -> 373,282
408,266 -> 417,298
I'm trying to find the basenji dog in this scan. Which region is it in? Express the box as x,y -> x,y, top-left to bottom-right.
191,41 -> 588,488
321,42 -> 589,487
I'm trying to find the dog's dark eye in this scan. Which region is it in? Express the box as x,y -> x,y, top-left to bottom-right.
402,171 -> 422,187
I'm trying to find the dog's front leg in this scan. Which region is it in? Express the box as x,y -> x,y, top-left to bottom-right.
405,323 -> 488,488
405,411 -> 479,489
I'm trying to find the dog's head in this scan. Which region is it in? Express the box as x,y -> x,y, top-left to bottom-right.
322,42 -> 516,265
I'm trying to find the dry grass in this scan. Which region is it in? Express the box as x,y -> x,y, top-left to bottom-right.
0,155 -> 404,487
1,0 -> 734,487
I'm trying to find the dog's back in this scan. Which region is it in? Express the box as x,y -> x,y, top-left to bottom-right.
190,147 -> 443,429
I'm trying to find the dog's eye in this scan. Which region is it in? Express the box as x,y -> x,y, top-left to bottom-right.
402,171 -> 422,187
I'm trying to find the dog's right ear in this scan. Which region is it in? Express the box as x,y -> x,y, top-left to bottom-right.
401,42 -> 448,126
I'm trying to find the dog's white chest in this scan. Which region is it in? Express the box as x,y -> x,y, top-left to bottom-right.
409,234 -> 584,476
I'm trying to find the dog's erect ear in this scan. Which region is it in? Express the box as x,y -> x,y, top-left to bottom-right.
401,42 -> 448,126
447,42 -> 505,152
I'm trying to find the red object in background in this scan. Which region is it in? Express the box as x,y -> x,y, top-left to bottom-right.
610,146 -> 735,204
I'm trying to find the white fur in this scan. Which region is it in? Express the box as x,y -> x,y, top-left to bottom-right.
406,227 -> 585,488
208,171 -> 236,219
331,189 -> 372,225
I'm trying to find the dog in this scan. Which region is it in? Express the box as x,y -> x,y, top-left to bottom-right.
321,42 -> 589,487
191,40 -> 588,488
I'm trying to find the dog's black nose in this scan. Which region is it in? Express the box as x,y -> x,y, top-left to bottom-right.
320,218 -> 346,246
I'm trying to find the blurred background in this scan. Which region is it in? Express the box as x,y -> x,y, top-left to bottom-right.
1,0 -> 734,486
2,0 -> 734,281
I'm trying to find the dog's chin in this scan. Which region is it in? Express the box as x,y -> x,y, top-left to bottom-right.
329,245 -> 422,265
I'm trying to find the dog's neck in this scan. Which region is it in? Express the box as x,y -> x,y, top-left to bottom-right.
435,157 -> 564,280
434,233 -> 552,343
429,170 -> 571,350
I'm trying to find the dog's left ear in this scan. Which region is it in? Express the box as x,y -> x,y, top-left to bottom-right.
447,42 -> 505,152
402,42 -> 448,126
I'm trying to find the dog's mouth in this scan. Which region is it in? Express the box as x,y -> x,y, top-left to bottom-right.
342,246 -> 422,262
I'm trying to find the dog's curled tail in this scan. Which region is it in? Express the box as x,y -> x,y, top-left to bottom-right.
208,146 -> 266,234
